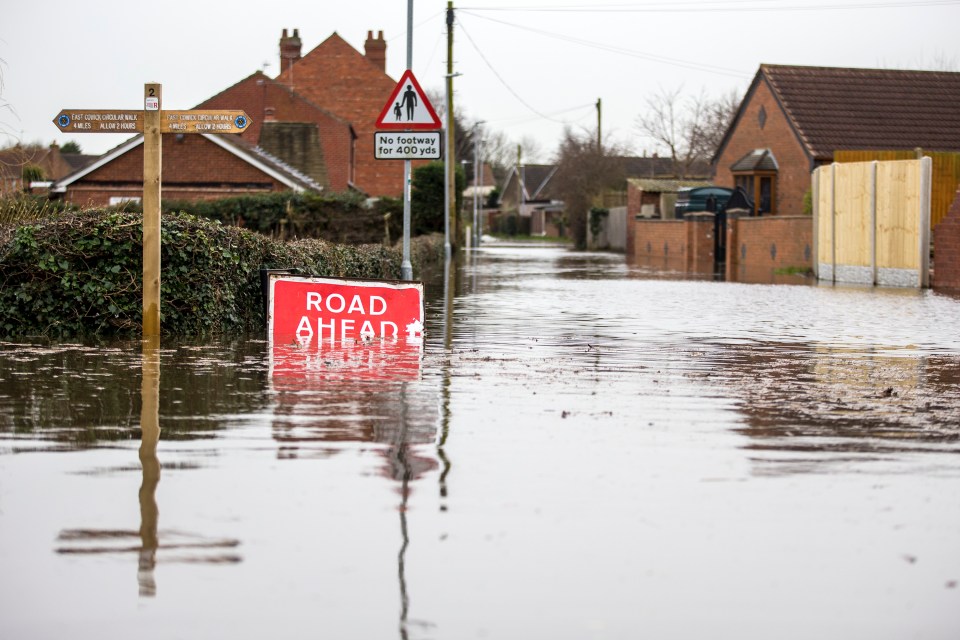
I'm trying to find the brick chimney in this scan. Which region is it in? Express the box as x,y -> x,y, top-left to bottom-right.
279,28 -> 302,76
364,30 -> 386,72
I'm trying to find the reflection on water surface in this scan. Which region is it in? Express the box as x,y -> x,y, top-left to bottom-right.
1,244 -> 959,639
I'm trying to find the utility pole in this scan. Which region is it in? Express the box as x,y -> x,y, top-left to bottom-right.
445,2 -> 457,252
516,144 -> 523,220
473,132 -> 479,247
596,97 -> 602,153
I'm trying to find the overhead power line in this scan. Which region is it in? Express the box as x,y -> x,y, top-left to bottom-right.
461,0 -> 960,13
457,19 -> 596,125
459,10 -> 749,78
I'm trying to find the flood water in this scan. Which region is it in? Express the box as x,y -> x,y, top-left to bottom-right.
1,244 -> 959,639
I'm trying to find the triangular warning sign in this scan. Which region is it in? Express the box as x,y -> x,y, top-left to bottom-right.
375,70 -> 442,131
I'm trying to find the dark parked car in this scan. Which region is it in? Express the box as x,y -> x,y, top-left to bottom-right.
674,186 -> 734,218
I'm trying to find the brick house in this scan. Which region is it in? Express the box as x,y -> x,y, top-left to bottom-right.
197,70 -> 356,193
271,29 -> 410,198
0,143 -> 96,196
49,28 -> 411,205
52,132 -> 322,206
499,164 -> 563,235
713,64 -> 960,217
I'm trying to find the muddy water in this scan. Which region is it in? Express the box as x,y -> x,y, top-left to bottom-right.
1,244 -> 958,639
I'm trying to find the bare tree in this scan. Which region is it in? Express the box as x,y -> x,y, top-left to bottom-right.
552,127 -> 625,250
636,86 -> 740,178
0,57 -> 18,145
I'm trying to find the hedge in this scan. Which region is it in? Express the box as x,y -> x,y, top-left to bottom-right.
0,209 -> 443,339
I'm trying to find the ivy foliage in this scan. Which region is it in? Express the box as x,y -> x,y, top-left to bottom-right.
411,161 -> 466,235
118,191 -> 405,245
0,209 -> 443,339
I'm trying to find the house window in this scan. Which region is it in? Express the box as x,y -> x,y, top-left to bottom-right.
349,131 -> 357,184
109,196 -> 141,206
730,149 -> 778,215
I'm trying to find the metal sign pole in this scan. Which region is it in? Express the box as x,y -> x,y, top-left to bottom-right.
400,0 -> 415,281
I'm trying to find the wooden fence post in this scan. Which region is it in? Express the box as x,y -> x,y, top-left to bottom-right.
870,160 -> 877,285
812,166 -> 819,279
920,156 -> 932,287
830,163 -> 837,282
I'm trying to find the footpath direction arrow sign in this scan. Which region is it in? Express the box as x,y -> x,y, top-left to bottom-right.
53,109 -> 251,135
162,110 -> 250,134
375,70 -> 442,131
53,110 -> 143,133
374,131 -> 441,160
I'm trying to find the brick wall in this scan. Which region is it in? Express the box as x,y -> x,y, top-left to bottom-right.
726,215 -> 813,280
631,220 -> 687,264
713,78 -> 814,216
933,187 -> 960,289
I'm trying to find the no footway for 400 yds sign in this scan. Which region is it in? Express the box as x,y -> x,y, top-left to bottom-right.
373,69 -> 442,160
374,132 -> 441,160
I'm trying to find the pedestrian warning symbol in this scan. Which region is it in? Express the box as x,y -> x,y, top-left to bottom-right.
375,70 -> 442,131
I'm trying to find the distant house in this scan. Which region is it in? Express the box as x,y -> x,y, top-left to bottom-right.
0,143 -> 96,196
463,162 -> 497,205
713,64 -> 960,216
499,164 -> 564,236
52,133 -> 322,206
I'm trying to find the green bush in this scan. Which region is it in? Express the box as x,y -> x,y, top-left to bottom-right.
115,191 -> 405,245
410,162 -> 465,235
0,209 -> 443,339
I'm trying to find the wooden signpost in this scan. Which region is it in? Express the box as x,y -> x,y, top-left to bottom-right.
53,83 -> 251,337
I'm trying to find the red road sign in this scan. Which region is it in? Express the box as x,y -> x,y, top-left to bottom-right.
268,275 -> 424,344
375,70 -> 442,131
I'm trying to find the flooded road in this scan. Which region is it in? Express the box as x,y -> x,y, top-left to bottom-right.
1,244 -> 959,639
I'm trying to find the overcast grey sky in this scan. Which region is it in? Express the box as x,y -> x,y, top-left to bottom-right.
2,0 -> 959,162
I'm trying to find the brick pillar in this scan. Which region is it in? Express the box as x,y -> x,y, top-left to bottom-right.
685,212 -> 715,272
933,187 -> 960,290
725,210 -> 745,281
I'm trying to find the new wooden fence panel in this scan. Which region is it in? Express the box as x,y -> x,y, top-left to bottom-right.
833,161 -> 874,283
815,158 -> 931,287
814,165 -> 834,279
876,160 -> 921,283
836,150 -> 960,228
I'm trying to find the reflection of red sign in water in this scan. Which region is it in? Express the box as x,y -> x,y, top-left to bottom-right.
270,339 -> 423,382
268,275 -> 424,344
